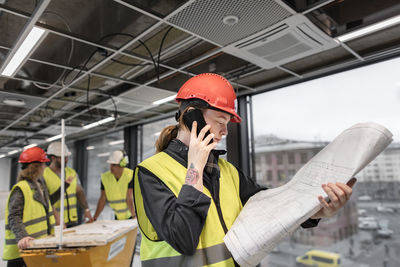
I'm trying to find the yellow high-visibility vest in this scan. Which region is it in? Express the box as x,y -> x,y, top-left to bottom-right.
43,167 -> 78,224
134,152 -> 243,267
101,168 -> 133,220
3,180 -> 55,260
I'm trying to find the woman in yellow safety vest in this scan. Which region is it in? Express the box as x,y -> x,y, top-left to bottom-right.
134,73 -> 356,267
3,147 -> 56,267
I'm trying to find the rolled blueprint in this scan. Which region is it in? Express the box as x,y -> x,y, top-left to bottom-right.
224,122 -> 393,267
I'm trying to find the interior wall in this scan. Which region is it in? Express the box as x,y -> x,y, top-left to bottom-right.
0,158 -> 11,192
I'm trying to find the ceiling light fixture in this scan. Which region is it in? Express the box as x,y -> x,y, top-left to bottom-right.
0,154 -> 6,159
46,134 -> 62,142
337,14 -> 400,42
109,140 -> 124,146
82,117 -> 115,130
3,98 -> 26,106
1,26 -> 47,77
86,146 -> 95,150
222,15 -> 240,26
152,94 -> 177,105
24,143 -> 37,149
97,152 -> 110,157
7,149 -> 20,155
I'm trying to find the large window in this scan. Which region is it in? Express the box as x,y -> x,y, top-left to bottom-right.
141,117 -> 177,160
251,57 -> 400,266
86,131 -> 124,220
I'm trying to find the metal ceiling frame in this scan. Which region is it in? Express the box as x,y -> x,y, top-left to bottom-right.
113,0 -> 367,84
302,0 -> 336,15
0,0 -> 51,75
0,34 -> 199,97
0,0 -> 256,141
39,21 -> 256,91
0,3 -> 255,92
0,0 -> 204,136
0,0 -> 398,149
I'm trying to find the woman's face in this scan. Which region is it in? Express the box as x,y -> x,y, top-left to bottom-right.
202,109 -> 231,143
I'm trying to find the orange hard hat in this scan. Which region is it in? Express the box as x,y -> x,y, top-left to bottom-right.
176,73 -> 241,123
19,147 -> 50,163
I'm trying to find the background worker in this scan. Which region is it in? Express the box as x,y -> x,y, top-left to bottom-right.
93,150 -> 135,221
3,147 -> 56,267
44,141 -> 93,228
134,73 -> 356,267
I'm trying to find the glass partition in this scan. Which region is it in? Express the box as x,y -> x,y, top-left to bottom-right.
141,117 -> 177,160
251,56 -> 400,267
86,130 -> 124,220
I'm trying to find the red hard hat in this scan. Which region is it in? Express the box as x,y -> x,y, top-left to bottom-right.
176,73 -> 241,123
19,147 -> 50,163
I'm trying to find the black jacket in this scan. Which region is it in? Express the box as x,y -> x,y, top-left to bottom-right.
136,139 -> 319,255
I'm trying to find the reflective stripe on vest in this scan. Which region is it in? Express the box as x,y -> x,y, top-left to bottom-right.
5,212 -> 54,230
43,167 -> 78,224
101,168 -> 133,220
142,243 -> 232,267
135,152 -> 242,267
3,180 -> 56,261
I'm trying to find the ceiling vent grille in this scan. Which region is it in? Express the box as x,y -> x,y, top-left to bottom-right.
223,14 -> 339,69
167,0 -> 294,46
0,91 -> 43,109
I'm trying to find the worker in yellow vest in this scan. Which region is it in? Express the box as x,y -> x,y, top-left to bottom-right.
3,147 -> 56,267
93,150 -> 135,221
44,141 -> 93,228
134,73 -> 357,267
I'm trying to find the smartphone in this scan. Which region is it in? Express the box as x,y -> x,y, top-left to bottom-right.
182,109 -> 211,141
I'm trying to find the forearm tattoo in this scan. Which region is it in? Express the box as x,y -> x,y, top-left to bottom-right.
185,163 -> 200,186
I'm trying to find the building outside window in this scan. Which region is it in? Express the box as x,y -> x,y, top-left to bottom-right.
251,57 -> 400,266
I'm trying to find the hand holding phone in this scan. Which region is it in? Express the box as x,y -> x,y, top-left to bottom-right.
182,109 -> 211,140
183,109 -> 217,192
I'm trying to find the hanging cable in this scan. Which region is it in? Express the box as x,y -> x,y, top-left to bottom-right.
96,88 -> 118,129
61,30 -> 170,126
33,11 -> 75,90
61,49 -> 98,86
98,33 -> 158,77
156,27 -> 173,82
111,58 -> 150,67
160,40 -> 203,64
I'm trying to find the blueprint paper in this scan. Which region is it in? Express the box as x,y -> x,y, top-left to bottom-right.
224,122 -> 393,267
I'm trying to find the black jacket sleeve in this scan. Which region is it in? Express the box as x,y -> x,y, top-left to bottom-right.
137,166 -> 211,255
236,167 -> 320,228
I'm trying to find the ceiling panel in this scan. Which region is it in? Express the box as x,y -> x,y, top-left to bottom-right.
0,0 -> 399,149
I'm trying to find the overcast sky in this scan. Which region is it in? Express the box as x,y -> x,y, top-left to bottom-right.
252,56 -> 400,143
